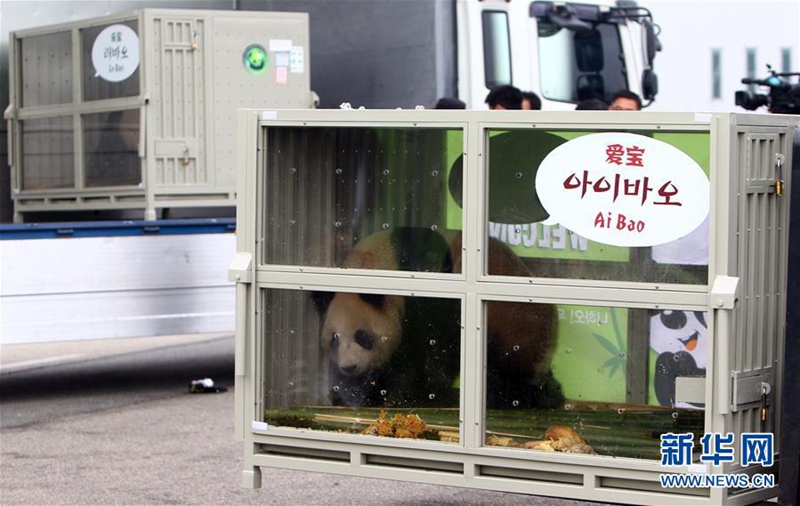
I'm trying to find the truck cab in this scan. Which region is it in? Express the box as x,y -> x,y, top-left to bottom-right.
459,0 -> 660,109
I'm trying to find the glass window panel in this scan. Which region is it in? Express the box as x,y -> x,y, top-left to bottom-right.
262,288 -> 462,441
83,110 -> 141,187
482,11 -> 512,89
21,117 -> 74,190
262,127 -> 463,270
480,129 -> 710,284
484,302 -> 706,461
20,31 -> 73,108
81,21 -> 140,101
536,19 -> 627,104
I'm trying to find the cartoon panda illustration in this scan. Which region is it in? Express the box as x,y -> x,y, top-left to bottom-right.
649,309 -> 708,408
312,227 -> 563,409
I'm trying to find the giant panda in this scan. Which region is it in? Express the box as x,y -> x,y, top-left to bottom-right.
311,227 -> 563,410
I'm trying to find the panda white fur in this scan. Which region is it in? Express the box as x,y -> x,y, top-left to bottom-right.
312,227 -> 563,409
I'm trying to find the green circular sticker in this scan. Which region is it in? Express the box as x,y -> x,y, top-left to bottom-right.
243,44 -> 268,75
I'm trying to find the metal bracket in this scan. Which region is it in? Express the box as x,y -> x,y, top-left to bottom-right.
228,252 -> 253,283
709,275 -> 740,309
675,376 -> 706,405
731,369 -> 774,412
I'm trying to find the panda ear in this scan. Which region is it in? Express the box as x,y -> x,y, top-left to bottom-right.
310,291 -> 334,313
694,311 -> 708,328
359,293 -> 385,309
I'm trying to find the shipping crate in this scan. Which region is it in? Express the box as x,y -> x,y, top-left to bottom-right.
5,8 -> 312,221
231,109 -> 797,505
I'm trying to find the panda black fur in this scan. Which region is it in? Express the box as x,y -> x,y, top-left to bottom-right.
312,227 -> 563,409
311,228 -> 459,408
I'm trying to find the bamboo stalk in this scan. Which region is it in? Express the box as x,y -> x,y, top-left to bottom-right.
306,406 -> 459,411
312,413 -> 548,440
313,413 -> 458,432
563,401 -> 684,413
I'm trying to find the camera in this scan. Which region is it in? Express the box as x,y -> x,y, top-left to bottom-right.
735,65 -> 800,115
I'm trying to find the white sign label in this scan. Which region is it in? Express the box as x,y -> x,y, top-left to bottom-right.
535,133 -> 709,247
290,46 -> 305,73
91,24 -> 139,82
269,39 -> 292,52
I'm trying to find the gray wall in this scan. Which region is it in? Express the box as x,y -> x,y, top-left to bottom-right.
240,0 -> 457,109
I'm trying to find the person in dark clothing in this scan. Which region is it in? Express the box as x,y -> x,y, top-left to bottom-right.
575,98 -> 608,110
435,97 -> 467,109
521,91 -> 542,110
608,90 -> 642,111
485,85 -> 523,110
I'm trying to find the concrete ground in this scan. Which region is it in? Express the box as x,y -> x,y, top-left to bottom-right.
0,334 -> 609,506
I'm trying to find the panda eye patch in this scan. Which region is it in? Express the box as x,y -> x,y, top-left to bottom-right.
359,293 -> 385,308
354,329 -> 375,350
330,332 -> 340,350
660,310 -> 687,330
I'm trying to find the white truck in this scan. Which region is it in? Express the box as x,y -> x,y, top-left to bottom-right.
0,0 -> 661,344
249,0 -> 660,110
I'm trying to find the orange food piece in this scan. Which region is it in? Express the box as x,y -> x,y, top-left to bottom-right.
362,411 -> 427,439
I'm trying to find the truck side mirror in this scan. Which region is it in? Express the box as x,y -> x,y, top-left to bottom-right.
642,69 -> 658,102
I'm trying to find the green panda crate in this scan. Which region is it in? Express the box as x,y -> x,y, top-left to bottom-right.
230,109 -> 797,505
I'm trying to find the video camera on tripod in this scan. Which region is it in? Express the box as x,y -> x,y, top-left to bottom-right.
735,64 -> 800,115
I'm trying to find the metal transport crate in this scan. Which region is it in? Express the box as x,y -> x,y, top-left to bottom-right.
230,109 -> 797,505
5,8 -> 312,222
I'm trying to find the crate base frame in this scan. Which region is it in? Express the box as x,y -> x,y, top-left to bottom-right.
242,432 -> 778,506
12,189 -> 236,222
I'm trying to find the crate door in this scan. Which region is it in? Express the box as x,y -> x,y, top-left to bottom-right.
151,16 -> 206,188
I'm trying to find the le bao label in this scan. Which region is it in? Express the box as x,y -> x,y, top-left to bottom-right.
91,24 -> 140,83
535,132 -> 709,248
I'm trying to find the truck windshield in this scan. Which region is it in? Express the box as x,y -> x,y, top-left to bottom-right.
537,20 -> 628,105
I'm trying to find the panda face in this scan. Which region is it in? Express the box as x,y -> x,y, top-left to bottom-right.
649,310 -> 708,368
320,292 -> 404,376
